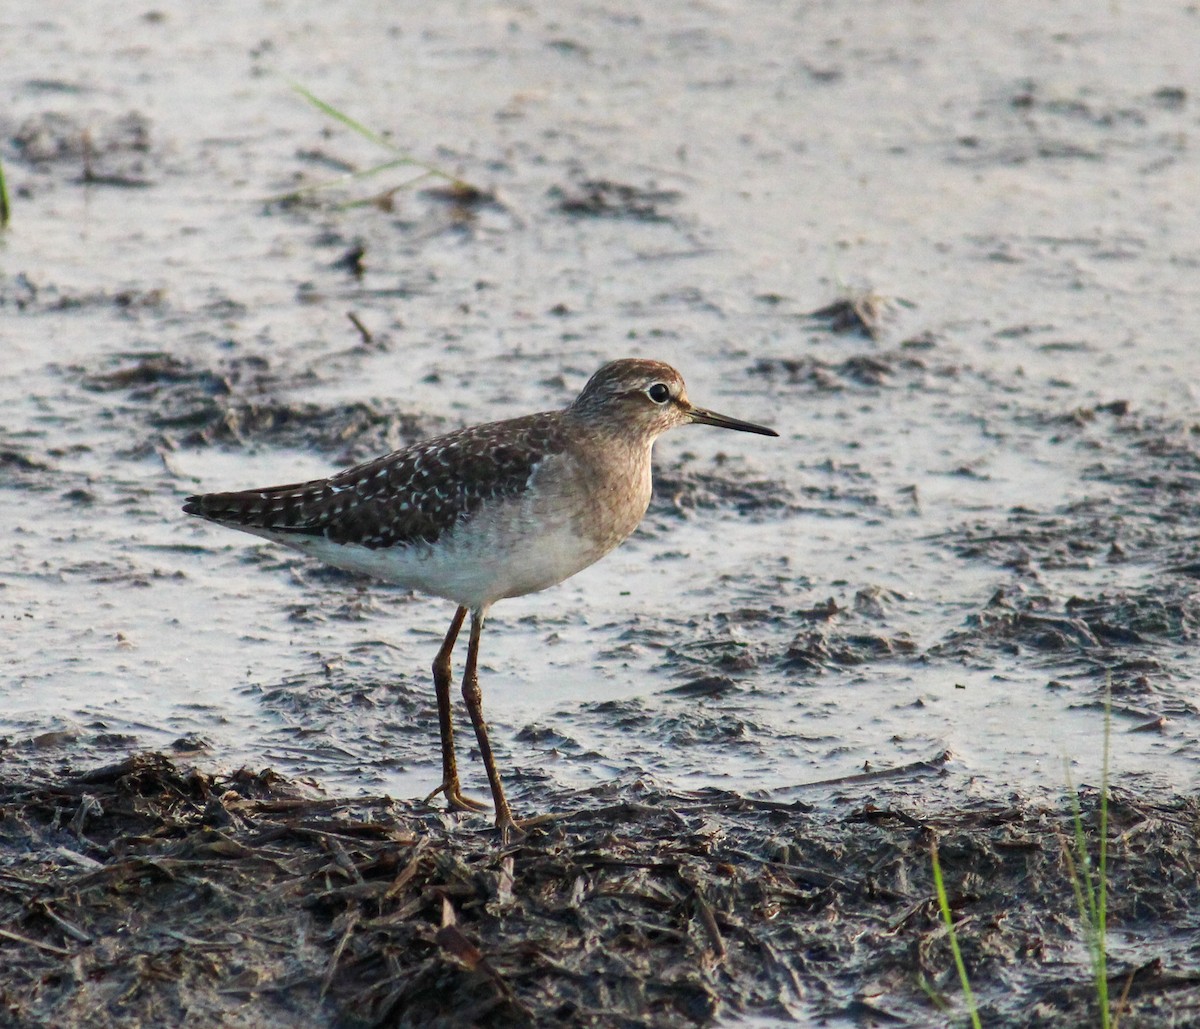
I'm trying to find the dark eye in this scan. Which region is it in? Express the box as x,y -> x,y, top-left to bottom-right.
647,383 -> 671,404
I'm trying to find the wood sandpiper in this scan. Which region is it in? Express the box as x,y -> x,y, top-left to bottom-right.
183,359 -> 778,832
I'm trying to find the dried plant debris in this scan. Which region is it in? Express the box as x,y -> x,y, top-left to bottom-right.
79,352 -> 431,460
11,111 -> 155,188
807,291 -> 913,341
0,754 -> 1197,1027
928,582 -> 1200,713
549,179 -> 682,222
783,627 -> 918,670
651,469 -> 794,518
0,273 -> 38,310
0,272 -> 165,313
420,181 -> 506,215
749,350 -> 932,390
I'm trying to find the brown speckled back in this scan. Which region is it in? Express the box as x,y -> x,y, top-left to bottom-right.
183,412 -> 572,549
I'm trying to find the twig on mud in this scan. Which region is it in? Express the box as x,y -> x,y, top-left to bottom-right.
384,837 -> 429,899
0,926 -> 73,956
32,901 -> 92,944
689,884 -> 727,961
321,910 -> 360,998
346,311 -> 373,345
722,846 -> 905,901
435,897 -> 531,1018
795,750 -> 951,789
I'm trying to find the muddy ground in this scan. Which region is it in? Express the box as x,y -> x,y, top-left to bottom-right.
2,754 -> 1198,1028
2,2 -> 1200,1026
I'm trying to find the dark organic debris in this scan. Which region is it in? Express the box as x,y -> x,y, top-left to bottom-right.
795,598 -> 842,621
1151,86 -> 1187,110
1,755 -> 1198,1027
0,448 -> 51,474
330,241 -> 366,278
5,281 -> 167,314
783,628 -> 918,670
195,399 -> 429,458
807,291 -> 912,340
948,76 -> 1182,169
0,272 -> 38,310
652,469 -> 793,518
83,353 -> 204,393
346,310 -> 374,345
663,675 -> 740,698
550,179 -> 682,222
79,352 -> 432,460
929,585 -> 1200,715
936,403 -> 1200,695
749,350 -> 931,390
420,180 -> 505,215
12,110 -> 154,187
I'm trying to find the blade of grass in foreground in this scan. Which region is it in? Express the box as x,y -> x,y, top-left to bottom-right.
280,83 -> 469,207
265,157 -> 438,206
930,838 -> 983,1029
291,82 -> 409,156
0,155 -> 10,227
1062,677 -> 1114,1028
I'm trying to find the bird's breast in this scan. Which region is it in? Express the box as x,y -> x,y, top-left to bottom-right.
453,441 -> 653,603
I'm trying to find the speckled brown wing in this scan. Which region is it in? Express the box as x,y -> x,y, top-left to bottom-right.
183,412 -> 570,549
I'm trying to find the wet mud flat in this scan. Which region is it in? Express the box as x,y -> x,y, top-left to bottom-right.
1,753 -> 1198,1028
4,3 -> 1200,1027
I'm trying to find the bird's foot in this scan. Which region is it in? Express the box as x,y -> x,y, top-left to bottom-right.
492,809 -> 556,841
424,780 -> 492,813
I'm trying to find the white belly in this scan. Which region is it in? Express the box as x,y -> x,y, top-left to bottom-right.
287,509 -> 609,609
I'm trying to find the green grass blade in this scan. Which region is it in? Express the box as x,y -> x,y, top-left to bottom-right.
930,839 -> 983,1029
263,158 -> 431,206
0,155 -> 10,228
915,972 -> 952,1012
290,82 -> 406,155
283,83 -> 467,206
1061,676 -> 1114,1029
1098,679 -> 1113,1024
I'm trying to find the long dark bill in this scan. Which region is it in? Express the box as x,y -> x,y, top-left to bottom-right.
687,405 -> 779,437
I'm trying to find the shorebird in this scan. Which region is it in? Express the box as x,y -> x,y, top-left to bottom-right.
184,359 -> 777,831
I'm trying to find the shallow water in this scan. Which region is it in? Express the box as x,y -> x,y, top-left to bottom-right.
3,1 -> 1199,828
